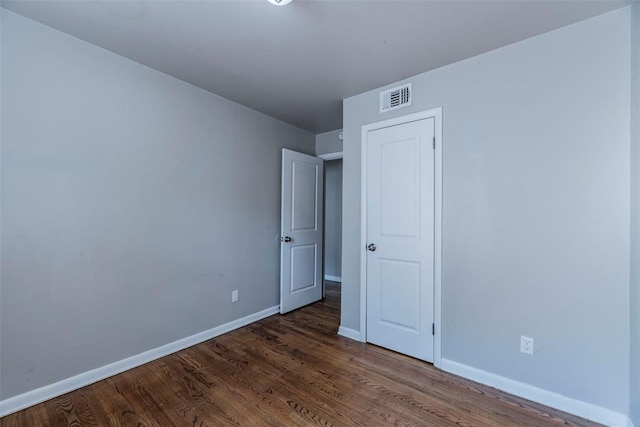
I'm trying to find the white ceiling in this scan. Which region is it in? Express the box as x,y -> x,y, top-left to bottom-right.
1,0 -> 631,133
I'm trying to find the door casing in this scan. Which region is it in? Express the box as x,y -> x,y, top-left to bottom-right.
360,107 -> 443,368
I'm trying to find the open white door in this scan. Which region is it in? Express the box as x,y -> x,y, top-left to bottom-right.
365,117 -> 435,362
280,149 -> 324,314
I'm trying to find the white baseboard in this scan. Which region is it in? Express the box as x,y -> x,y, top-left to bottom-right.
337,325 -> 364,342
440,358 -> 632,427
0,305 -> 280,418
324,275 -> 342,282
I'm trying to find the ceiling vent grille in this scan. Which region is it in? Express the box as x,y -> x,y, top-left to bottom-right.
380,83 -> 412,113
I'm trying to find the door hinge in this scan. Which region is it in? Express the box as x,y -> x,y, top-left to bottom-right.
432,323 -> 435,335
432,136 -> 436,150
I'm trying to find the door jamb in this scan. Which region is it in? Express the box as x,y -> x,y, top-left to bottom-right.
318,152 -> 343,161
359,107 -> 443,368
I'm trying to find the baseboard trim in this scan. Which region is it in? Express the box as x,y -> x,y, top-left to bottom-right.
337,325 -> 364,342
440,358 -> 632,427
0,305 -> 280,418
324,275 -> 342,282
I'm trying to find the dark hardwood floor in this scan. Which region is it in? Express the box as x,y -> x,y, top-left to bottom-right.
2,282 -> 599,426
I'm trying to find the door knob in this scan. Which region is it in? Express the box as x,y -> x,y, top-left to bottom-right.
281,236 -> 293,243
367,243 -> 377,252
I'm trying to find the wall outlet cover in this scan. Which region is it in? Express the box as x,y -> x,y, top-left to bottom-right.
520,336 -> 534,355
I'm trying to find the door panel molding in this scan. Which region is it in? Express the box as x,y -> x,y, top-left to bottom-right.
360,108 -> 443,367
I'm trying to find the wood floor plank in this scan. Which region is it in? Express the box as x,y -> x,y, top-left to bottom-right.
1,282 -> 601,426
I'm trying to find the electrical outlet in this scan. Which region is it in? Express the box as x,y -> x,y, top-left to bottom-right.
232,290 -> 239,303
520,336 -> 534,355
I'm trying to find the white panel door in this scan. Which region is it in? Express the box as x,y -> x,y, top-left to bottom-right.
366,118 -> 435,362
280,149 -> 324,314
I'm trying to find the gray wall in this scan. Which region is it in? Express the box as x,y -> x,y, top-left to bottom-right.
630,3 -> 640,425
316,129 -> 343,156
342,7 -> 631,414
0,10 -> 314,400
324,160 -> 342,279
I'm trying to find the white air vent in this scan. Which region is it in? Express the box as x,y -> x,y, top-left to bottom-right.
380,83 -> 412,113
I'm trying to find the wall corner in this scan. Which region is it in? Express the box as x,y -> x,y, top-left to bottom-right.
630,2 -> 640,425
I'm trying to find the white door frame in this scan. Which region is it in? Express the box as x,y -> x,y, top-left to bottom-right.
360,107 -> 443,368
318,152 -> 343,161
